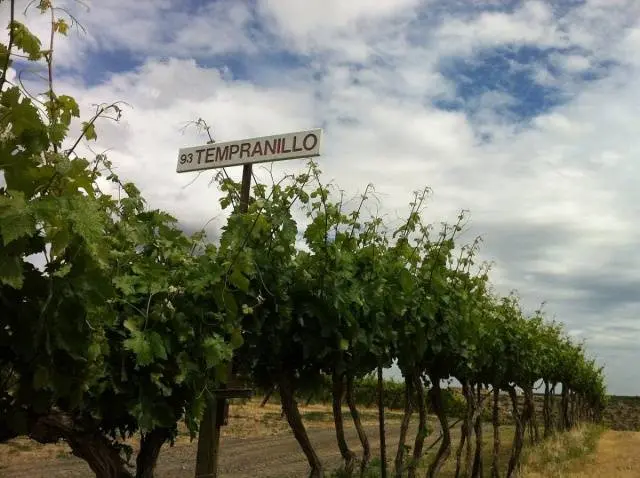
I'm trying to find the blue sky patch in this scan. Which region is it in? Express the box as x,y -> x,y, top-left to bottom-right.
199,49 -> 312,85
434,44 -> 615,124
60,48 -> 143,87
409,0 -> 586,32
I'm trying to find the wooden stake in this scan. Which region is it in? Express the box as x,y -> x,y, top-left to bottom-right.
194,164 -> 253,478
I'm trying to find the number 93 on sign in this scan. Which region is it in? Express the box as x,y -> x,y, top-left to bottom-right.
180,153 -> 195,164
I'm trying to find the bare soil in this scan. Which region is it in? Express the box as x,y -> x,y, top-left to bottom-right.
0,401 -> 411,477
1,421 -> 406,477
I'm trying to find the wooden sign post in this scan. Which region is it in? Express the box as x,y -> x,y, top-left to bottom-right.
176,128 -> 323,478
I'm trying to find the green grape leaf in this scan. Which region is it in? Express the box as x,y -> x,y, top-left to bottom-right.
10,21 -> 42,60
398,268 -> 413,294
1,87 -> 42,138
113,275 -> 137,295
202,336 -> 231,369
50,228 -> 70,258
230,327 -> 244,348
53,19 -> 69,35
229,268 -> 250,293
148,331 -> 168,361
57,95 -> 80,124
0,252 -> 23,288
82,121 -> 97,141
0,192 -> 35,245
87,342 -> 101,362
52,262 -> 72,278
123,330 -> 153,367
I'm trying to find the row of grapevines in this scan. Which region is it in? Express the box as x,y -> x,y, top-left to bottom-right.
212,166 -> 606,478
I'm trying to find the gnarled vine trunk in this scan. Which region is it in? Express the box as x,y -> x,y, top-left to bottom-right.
561,383 -> 570,431
29,411 -> 132,478
407,373 -> 427,478
260,386 -> 276,407
454,413 -> 467,477
543,381 -> 552,438
506,386 -> 524,478
427,378 -> 451,478
332,372 -> 356,473
279,375 -> 323,478
377,365 -> 387,478
490,386 -> 500,478
455,381 -> 473,478
471,384 -> 483,478
523,385 -> 538,444
394,377 -> 413,478
550,382 -> 557,429
346,373 -> 371,473
463,383 -> 480,478
136,428 -> 171,478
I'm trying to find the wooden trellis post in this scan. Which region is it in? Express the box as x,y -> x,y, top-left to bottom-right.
176,128 -> 323,478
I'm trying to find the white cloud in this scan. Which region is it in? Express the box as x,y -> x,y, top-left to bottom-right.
171,1 -> 256,56
435,1 -> 567,55
258,0 -> 422,40
562,55 -> 592,73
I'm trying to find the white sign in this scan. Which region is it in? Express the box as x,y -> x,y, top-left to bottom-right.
176,128 -> 322,173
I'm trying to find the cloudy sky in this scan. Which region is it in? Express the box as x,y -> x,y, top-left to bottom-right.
5,0 -> 640,395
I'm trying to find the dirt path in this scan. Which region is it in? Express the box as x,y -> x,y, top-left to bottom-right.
161,423 -> 397,478
0,423 -> 410,478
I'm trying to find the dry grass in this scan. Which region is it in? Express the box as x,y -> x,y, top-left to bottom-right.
409,425 -> 605,478
519,425 -> 602,477
406,424 -> 516,477
334,424 -> 609,477
520,428 -> 640,478
218,399 -> 405,439
0,436 -> 74,468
